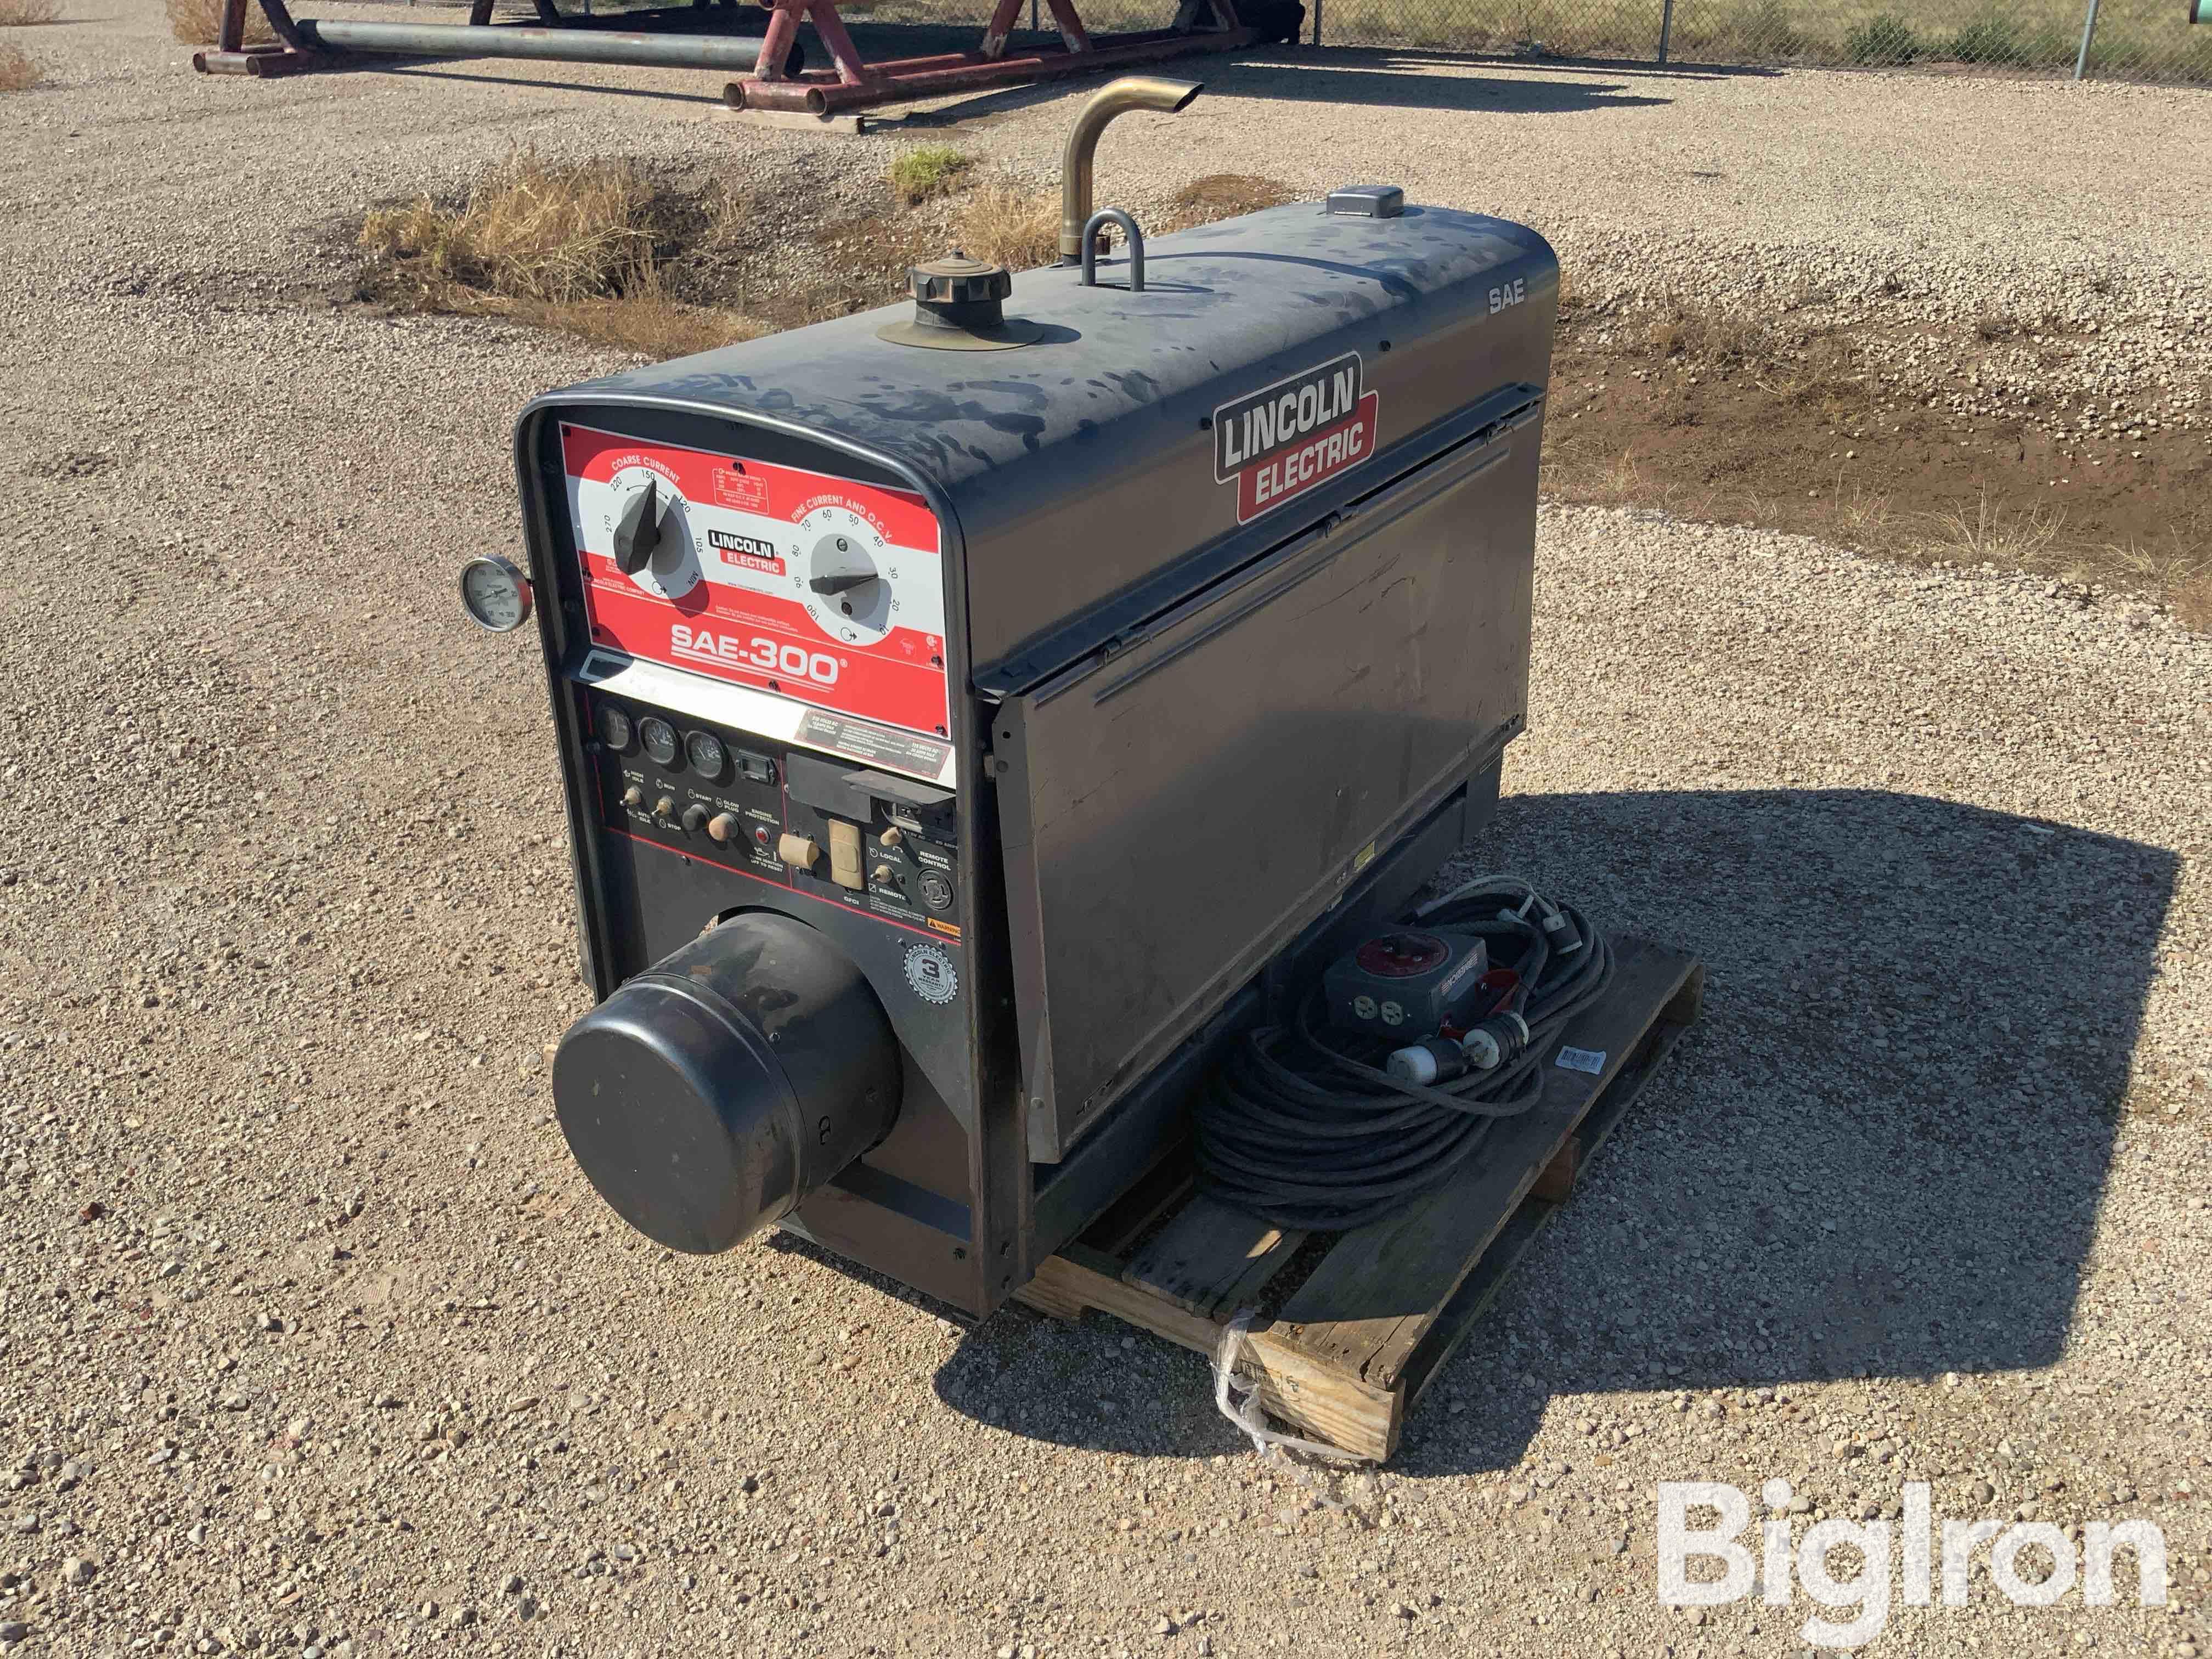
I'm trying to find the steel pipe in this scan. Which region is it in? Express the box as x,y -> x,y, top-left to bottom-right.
290,16 -> 782,70
1058,75 -> 1201,264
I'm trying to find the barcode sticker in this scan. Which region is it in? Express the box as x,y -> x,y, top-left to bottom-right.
1555,1046 -> 1606,1076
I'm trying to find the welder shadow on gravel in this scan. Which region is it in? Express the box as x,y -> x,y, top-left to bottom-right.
921,788 -> 2179,1470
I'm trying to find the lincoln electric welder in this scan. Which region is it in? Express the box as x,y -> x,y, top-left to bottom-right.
462,82 -> 1578,1317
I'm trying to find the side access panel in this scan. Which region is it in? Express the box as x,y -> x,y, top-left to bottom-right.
998,416 -> 1542,1163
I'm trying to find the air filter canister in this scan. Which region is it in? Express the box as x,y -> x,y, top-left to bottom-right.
553,912 -> 901,1254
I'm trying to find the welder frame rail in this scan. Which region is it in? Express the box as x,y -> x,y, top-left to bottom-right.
193,0 -> 1282,115
1015,936 -> 1703,1462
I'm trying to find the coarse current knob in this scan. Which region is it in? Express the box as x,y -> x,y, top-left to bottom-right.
611,475 -> 664,575
554,913 -> 901,1254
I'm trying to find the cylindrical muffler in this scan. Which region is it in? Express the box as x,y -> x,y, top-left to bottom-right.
554,912 -> 901,1254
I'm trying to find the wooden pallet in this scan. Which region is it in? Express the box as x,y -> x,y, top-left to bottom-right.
1015,936 -> 1703,1462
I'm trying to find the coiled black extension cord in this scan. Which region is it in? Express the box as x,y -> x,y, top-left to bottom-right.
1193,877 -> 1613,1231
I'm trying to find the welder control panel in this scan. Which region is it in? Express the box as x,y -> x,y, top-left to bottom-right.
560,424 -> 951,742
583,686 -> 963,940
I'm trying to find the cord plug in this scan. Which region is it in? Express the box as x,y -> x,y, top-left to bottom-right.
1385,1036 -> 1472,1087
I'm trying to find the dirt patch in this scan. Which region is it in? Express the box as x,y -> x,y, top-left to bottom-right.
0,42 -> 44,87
1164,173 -> 1300,225
1543,292 -> 2212,627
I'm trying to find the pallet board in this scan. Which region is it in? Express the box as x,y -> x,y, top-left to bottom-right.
1015,935 -> 1703,1462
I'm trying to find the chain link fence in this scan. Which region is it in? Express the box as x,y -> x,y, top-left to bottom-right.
1300,0 -> 2212,84
426,0 -> 2212,83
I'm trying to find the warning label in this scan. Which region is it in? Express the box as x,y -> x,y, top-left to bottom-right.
798,709 -> 953,780
1214,353 -> 1383,524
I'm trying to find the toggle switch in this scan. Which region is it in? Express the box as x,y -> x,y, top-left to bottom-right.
653,795 -> 675,819
878,826 -> 903,849
828,820 -> 865,893
777,833 -> 819,872
622,785 -> 644,809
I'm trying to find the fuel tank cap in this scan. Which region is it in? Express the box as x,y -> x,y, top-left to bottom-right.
877,252 -> 1042,351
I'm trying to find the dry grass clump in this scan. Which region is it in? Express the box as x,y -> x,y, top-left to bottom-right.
1906,496 -> 2211,626
0,43 -> 44,88
886,144 -> 973,206
364,151 -> 663,303
507,290 -> 765,359
359,150 -> 764,360
946,172 -> 1298,274
955,186 -> 1060,272
0,0 -> 61,24
1914,496 -> 2066,571
165,0 -> 273,44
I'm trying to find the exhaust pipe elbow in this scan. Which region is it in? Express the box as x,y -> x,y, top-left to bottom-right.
1058,75 -> 1202,265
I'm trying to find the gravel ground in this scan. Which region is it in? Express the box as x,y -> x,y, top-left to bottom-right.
2,10 -> 2209,1658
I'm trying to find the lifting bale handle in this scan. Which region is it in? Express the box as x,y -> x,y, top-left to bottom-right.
1079,208 -> 1146,291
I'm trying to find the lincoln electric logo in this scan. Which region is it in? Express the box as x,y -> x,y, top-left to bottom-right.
708,526 -> 783,576
708,527 -> 779,560
1213,352 -> 1382,524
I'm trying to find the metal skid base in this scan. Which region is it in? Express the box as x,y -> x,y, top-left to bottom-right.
726,0 -> 1300,115
191,0 -> 1303,116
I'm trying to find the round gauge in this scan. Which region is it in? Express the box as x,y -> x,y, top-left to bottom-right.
685,729 -> 729,782
791,506 -> 909,646
601,467 -> 704,602
458,555 -> 532,633
638,716 -> 681,768
596,704 -> 635,753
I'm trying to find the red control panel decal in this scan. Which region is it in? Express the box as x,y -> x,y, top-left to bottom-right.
561,425 -> 950,738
